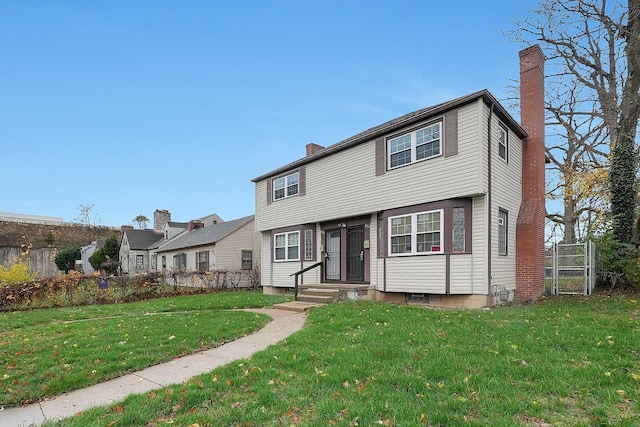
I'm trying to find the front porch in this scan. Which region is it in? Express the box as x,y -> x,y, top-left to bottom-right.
272,283 -> 371,311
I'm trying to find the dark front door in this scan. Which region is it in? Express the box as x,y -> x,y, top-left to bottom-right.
346,226 -> 365,282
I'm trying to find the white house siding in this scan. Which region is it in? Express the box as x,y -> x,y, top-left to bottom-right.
462,99 -> 489,195
472,196 -> 488,294
368,213 -> 379,290
271,262 -> 301,288
384,256 -> 447,293
255,104 -> 488,233
255,96 -> 525,302
449,254 -> 473,294
260,232 -> 273,286
269,229 -> 322,289
489,109 -> 523,295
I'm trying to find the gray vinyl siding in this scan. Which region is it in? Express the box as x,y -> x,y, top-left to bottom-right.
255,103 -> 488,232
214,222 -> 261,272
490,112 -> 523,293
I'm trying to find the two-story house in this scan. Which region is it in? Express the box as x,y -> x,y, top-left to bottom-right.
252,46 -> 546,308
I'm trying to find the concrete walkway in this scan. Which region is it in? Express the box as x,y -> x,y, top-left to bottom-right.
2,308 -> 306,427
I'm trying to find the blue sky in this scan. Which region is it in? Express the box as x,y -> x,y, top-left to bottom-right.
1,0 -> 539,227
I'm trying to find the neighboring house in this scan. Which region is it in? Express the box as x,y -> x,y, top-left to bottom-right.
199,213 -> 224,227
153,215 -> 260,288
119,209 -> 228,274
78,239 -> 105,274
251,46 -> 546,308
119,228 -> 163,274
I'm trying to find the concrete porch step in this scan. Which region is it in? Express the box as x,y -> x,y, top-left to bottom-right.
301,288 -> 341,297
297,294 -> 336,304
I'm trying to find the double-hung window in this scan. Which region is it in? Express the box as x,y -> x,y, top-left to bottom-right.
136,255 -> 144,269
273,171 -> 299,200
389,210 -> 443,255
173,253 -> 187,270
498,124 -> 508,161
197,251 -> 209,272
388,121 -> 442,169
274,231 -> 300,261
242,250 -> 253,270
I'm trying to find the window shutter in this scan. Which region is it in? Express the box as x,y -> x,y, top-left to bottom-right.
444,110 -> 458,157
375,137 -> 386,176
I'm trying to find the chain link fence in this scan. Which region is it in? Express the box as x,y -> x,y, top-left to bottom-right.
545,241 -> 596,295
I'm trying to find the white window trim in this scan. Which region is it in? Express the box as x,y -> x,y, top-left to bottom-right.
274,231 -> 300,262
388,209 -> 444,256
387,121 -> 442,170
273,171 -> 300,201
498,123 -> 508,162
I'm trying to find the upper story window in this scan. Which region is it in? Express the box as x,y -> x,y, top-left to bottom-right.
389,209 -> 443,255
274,231 -> 300,261
388,121 -> 442,169
498,124 -> 508,162
273,171 -> 299,200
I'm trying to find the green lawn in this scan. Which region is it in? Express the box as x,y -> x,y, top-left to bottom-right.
1,291 -> 290,407
40,294 -> 640,426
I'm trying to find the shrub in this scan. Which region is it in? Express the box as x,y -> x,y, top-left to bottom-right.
54,247 -> 81,273
592,229 -> 640,290
0,259 -> 37,286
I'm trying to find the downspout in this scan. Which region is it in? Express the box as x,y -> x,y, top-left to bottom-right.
487,102 -> 494,304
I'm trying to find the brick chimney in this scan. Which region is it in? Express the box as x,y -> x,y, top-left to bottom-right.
516,45 -> 546,301
306,142 -> 324,157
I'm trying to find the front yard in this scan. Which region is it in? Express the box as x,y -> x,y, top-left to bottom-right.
3,292 -> 639,426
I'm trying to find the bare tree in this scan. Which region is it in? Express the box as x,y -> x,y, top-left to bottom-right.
545,79 -> 609,243
132,215 -> 149,229
512,0 -> 640,244
75,204 -> 99,228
